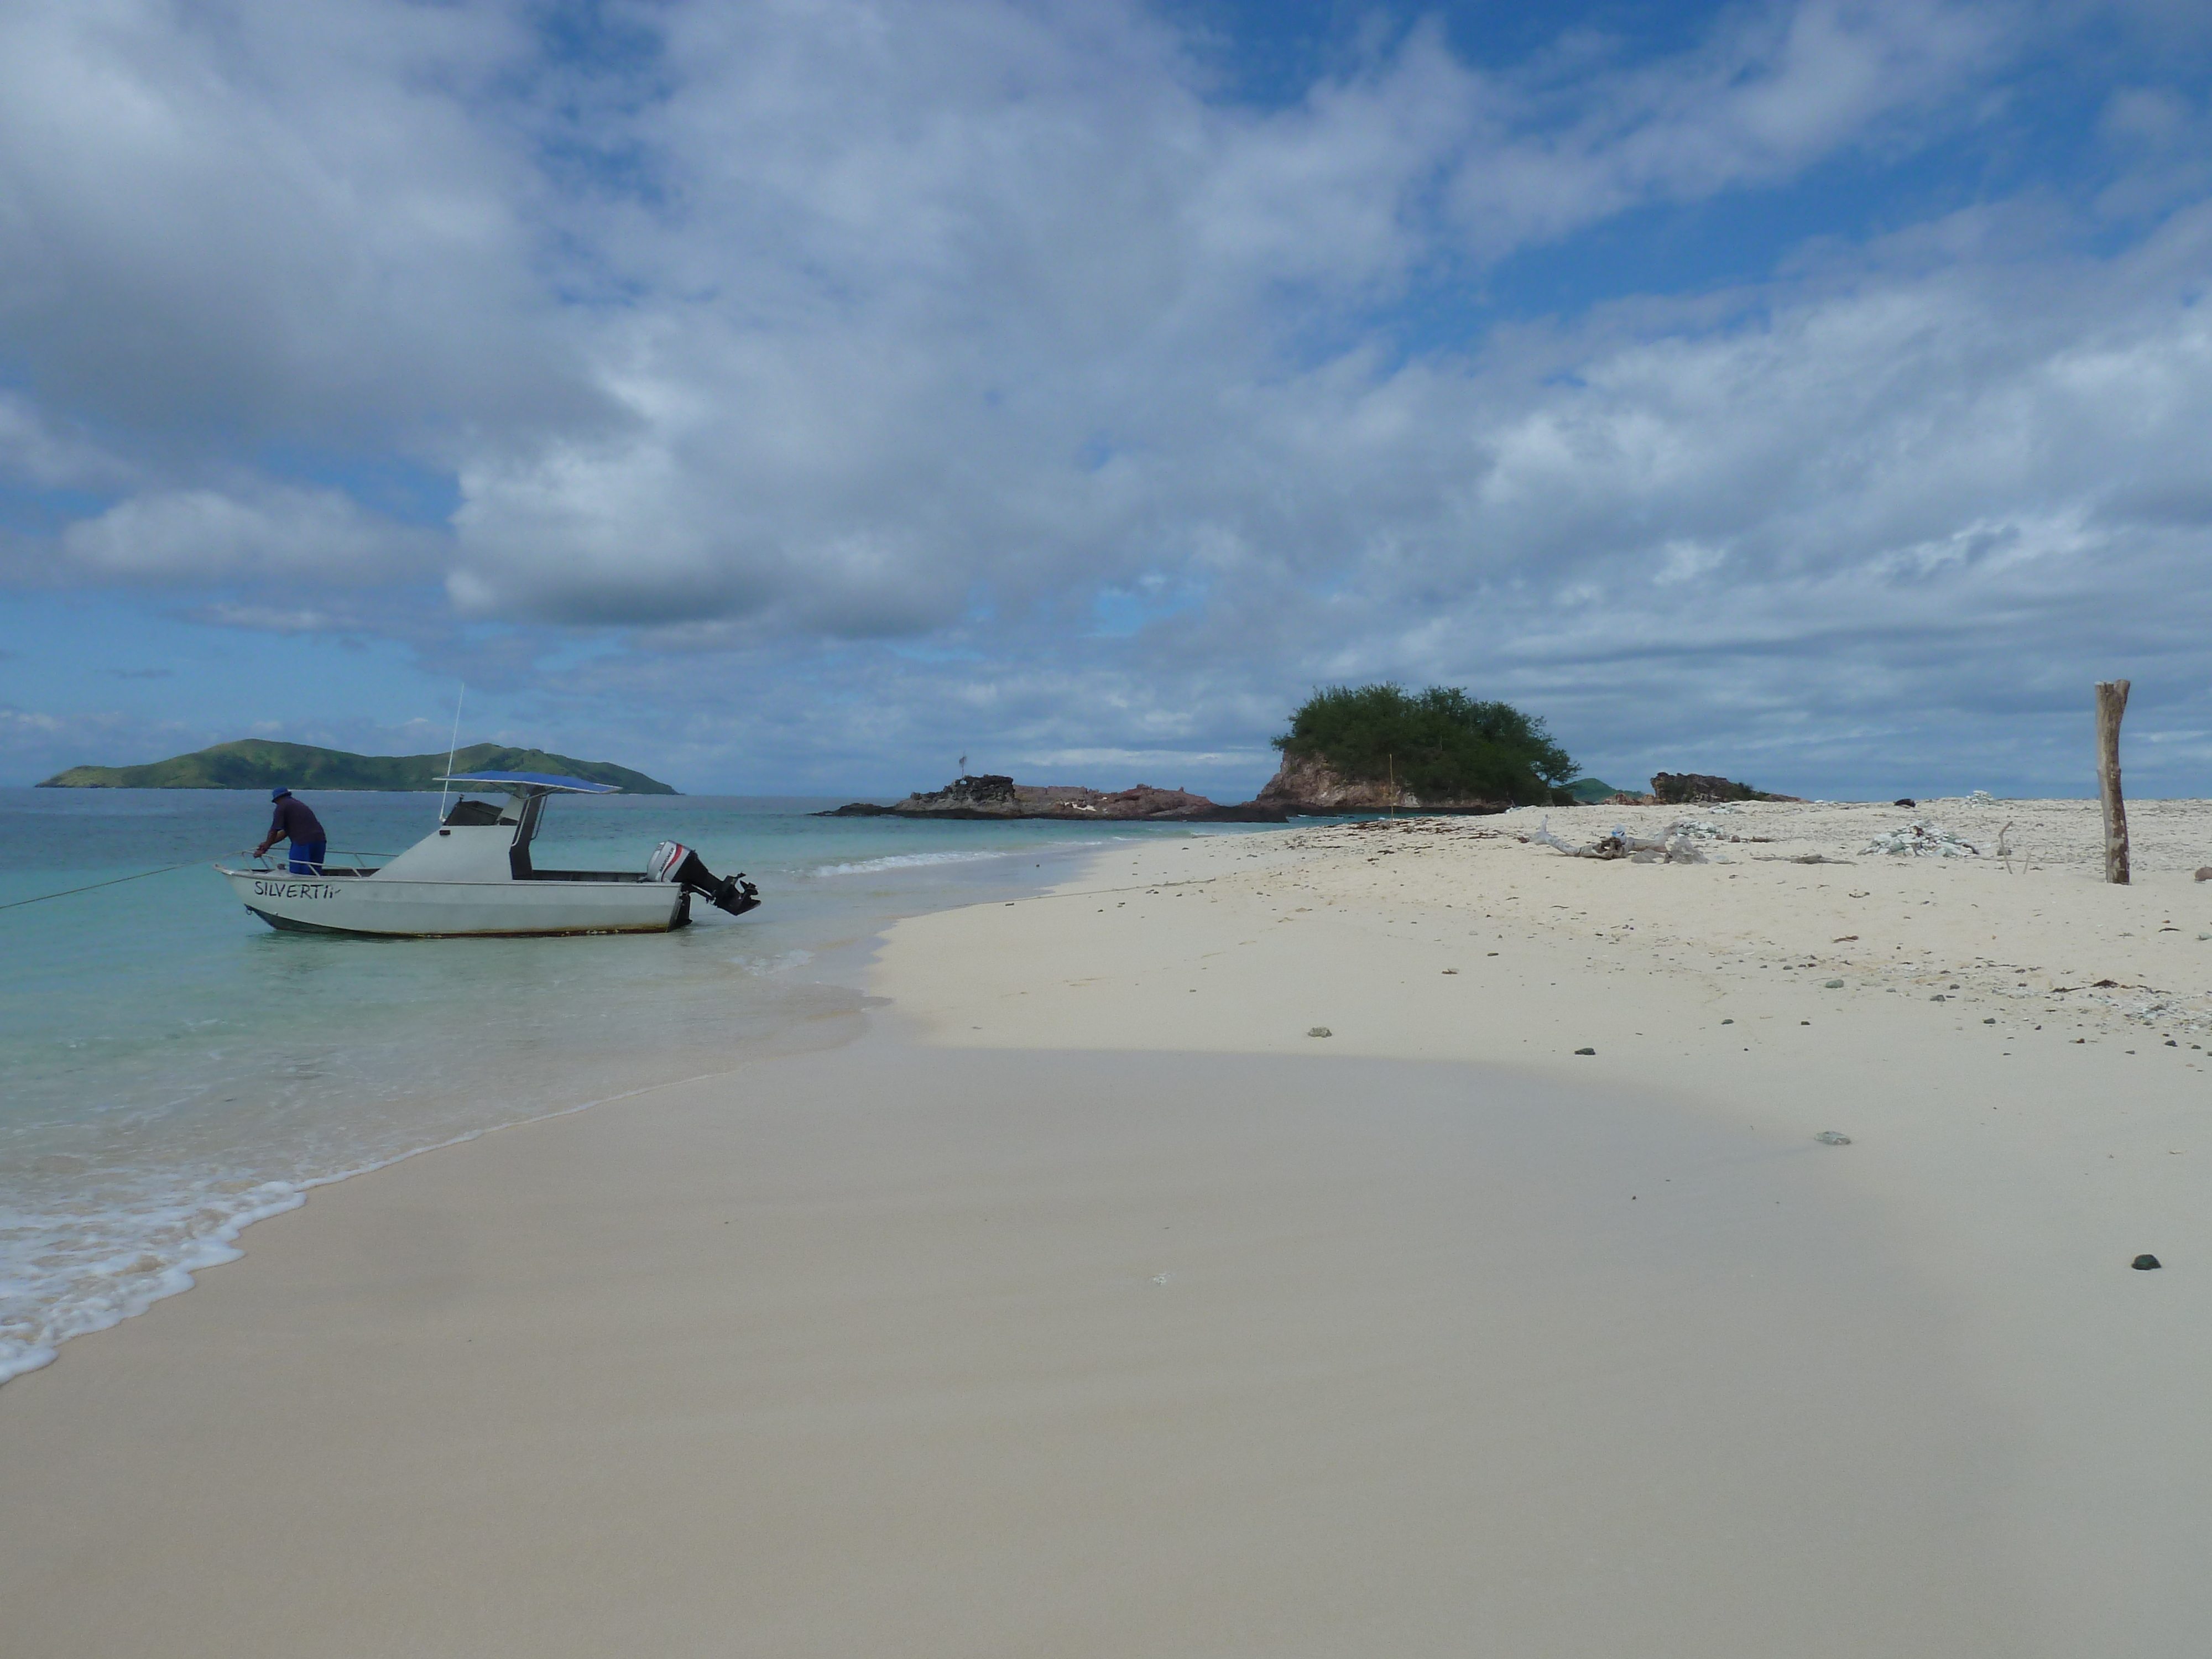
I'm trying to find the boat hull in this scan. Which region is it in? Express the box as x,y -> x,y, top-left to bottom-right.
223,870 -> 687,937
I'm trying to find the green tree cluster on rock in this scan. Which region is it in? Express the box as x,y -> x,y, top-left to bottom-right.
1271,684 -> 1575,806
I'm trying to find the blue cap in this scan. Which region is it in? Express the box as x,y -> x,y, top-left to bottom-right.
270,787 -> 291,800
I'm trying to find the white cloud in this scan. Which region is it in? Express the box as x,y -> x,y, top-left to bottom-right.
64,486 -> 437,581
1442,0 -> 2006,254
4,0 -> 2211,797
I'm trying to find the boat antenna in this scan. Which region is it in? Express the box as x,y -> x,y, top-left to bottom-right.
437,681 -> 465,824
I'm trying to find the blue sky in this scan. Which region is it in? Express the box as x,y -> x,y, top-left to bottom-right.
4,0 -> 2211,799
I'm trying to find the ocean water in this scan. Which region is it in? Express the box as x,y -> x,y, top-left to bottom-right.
0,787 -> 1268,1383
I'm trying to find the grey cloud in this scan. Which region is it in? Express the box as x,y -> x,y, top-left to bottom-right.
0,394 -> 136,490
0,0 -> 611,452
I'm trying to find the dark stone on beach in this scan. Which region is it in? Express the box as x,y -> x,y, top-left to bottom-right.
2196,868 -> 2212,883
1307,1026 -> 1332,1038
1815,1131 -> 1852,1145
2133,1254 -> 2162,1270
1574,1046 -> 1596,1055
1894,797 -> 1917,807
817,774 -> 1285,822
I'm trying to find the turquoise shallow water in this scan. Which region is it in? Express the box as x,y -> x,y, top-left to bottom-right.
0,788 -> 1267,1383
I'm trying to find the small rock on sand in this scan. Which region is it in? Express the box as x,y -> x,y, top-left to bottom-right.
1574,1047 -> 1596,1056
1306,1026 -> 1332,1038
1815,1131 -> 1852,1145
2133,1254 -> 2163,1270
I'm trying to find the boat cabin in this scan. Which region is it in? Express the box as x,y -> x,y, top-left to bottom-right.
374,771 -> 640,885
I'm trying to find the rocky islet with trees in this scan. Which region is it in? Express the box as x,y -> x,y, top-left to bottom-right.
826,682 -> 1596,819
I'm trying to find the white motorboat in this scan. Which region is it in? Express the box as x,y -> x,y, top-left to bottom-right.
217,771 -> 760,938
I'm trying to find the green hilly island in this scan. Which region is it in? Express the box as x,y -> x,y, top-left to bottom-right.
39,740 -> 677,794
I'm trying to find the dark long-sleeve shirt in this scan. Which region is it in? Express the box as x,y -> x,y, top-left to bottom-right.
267,796 -> 327,846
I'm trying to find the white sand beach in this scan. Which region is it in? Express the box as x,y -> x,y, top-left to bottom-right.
5,797 -> 2210,1656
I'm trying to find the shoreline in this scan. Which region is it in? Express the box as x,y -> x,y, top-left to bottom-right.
0,803 -> 1188,1389
6,806 -> 2210,1652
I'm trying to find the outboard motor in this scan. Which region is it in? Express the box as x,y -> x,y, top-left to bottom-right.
649,841 -> 761,917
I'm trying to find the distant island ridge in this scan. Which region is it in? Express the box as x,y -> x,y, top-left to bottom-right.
38,740 -> 677,795
36,688 -> 1764,810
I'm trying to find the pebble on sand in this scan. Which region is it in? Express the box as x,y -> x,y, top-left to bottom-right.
1574,1047 -> 1596,1056
1306,1026 -> 1332,1038
2133,1254 -> 2163,1270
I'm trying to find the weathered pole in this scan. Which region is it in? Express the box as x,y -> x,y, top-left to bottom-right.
2095,679 -> 2131,885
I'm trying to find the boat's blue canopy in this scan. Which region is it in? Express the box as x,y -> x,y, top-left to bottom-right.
438,771 -> 620,794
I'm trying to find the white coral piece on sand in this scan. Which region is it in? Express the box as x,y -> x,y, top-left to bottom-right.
1863,820 -> 1980,858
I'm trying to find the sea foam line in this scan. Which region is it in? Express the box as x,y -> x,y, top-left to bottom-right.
809,838 -> 1113,879
0,1034 -> 838,1389
810,849 -> 1022,877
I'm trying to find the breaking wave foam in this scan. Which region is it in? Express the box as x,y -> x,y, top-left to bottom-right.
810,850 -> 1019,877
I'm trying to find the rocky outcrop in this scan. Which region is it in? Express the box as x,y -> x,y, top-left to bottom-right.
1253,752 -> 1513,816
1648,772 -> 1802,804
820,775 -> 1285,822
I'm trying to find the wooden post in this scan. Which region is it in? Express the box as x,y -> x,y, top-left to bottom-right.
2096,680 -> 2130,885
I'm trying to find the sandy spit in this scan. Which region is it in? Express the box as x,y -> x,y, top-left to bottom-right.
888,796 -> 2212,1655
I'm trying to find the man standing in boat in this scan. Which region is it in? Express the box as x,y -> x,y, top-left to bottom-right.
254,787 -> 328,874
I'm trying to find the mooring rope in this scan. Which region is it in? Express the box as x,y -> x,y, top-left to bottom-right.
0,854 -> 248,912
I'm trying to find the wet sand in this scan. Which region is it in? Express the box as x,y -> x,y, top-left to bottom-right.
0,1040 -> 2018,1657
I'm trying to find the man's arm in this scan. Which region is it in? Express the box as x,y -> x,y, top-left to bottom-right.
253,806 -> 283,857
